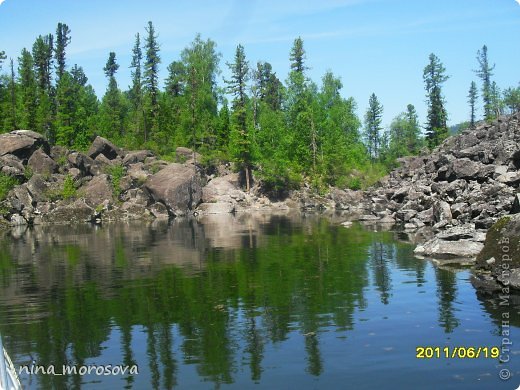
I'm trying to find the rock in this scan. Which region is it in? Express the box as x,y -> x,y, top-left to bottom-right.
27,148 -> 58,176
175,147 -> 201,164
122,150 -> 153,166
436,224 -> 475,241
197,202 -> 235,215
81,174 -> 113,207
449,158 -> 481,180
68,152 -> 97,176
0,154 -> 24,177
143,163 -> 202,216
414,238 -> 483,259
330,188 -> 364,209
10,214 -> 27,226
433,200 -> 452,223
26,174 -> 49,202
497,171 -> 520,184
149,202 -> 169,219
202,174 -> 244,203
358,214 -> 380,221
87,136 -> 122,160
44,199 -> 95,224
94,153 -> 114,167
497,268 -> 520,289
0,130 -> 49,158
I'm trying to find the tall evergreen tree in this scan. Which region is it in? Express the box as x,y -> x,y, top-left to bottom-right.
129,33 -> 144,143
18,48 -> 37,130
101,52 -> 124,138
32,34 -> 54,140
475,45 -> 495,121
363,93 -> 383,161
467,81 -> 478,128
55,23 -> 71,81
289,37 -> 306,74
226,44 -> 252,192
143,21 -> 161,141
423,53 -> 449,148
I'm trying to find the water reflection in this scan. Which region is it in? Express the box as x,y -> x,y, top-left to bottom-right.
0,213 -> 517,389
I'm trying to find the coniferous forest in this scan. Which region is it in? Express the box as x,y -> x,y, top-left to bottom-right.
1,22 -> 519,193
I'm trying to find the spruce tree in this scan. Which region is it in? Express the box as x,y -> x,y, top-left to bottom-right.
101,52 -> 123,138
55,23 -> 71,81
467,81 -> 478,128
475,45 -> 495,121
143,21 -> 160,141
423,53 -> 449,148
32,34 -> 54,140
226,44 -> 252,192
18,48 -> 37,130
129,33 -> 144,143
363,93 -> 383,162
289,37 -> 306,74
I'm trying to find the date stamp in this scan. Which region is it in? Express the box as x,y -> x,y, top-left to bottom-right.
416,346 -> 500,359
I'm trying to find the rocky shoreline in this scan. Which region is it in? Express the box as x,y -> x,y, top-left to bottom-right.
1,114 -> 519,292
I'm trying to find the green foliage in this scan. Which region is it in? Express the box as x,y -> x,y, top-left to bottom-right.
0,173 -> 18,201
61,174 -> 77,200
106,164 -> 125,198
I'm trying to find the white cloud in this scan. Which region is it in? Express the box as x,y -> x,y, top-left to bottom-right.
0,0 -> 6,6
516,0 -> 520,5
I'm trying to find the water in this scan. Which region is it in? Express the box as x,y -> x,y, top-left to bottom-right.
0,213 -> 518,389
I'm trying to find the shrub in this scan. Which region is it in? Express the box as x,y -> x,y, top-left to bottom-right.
61,174 -> 77,200
0,173 -> 18,201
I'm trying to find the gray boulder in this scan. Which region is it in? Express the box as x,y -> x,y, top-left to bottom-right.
433,200 -> 452,223
144,163 -> 202,216
81,174 -> 114,207
28,148 -> 58,175
414,238 -> 483,259
0,130 -> 49,158
87,136 -> 122,160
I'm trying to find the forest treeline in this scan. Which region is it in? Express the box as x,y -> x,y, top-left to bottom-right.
0,22 -> 519,191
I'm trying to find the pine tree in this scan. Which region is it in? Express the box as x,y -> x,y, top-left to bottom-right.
363,93 -> 383,161
467,81 -> 478,128
143,21 -> 161,141
55,23 -> 71,81
475,45 -> 495,121
226,44 -> 252,192
423,53 -> 449,148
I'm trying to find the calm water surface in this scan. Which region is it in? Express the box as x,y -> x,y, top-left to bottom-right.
0,213 -> 518,389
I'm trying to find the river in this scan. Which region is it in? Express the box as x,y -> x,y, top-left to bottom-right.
0,213 -> 518,389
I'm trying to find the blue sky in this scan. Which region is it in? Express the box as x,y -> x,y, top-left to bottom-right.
0,0 -> 519,130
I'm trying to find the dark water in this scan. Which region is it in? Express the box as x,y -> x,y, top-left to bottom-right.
0,213 -> 518,389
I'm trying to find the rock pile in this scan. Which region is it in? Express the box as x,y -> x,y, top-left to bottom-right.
354,113 -> 520,260
0,132 -> 207,226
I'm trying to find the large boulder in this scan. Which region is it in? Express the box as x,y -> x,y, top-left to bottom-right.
449,158 -> 481,180
414,238 -> 483,259
144,163 -> 202,216
81,174 -> 114,207
87,136 -> 122,160
0,130 -> 49,158
123,150 -> 153,166
202,174 -> 244,203
433,200 -> 452,223
27,148 -> 58,176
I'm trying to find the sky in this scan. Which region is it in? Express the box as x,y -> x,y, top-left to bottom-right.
0,0 -> 519,130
